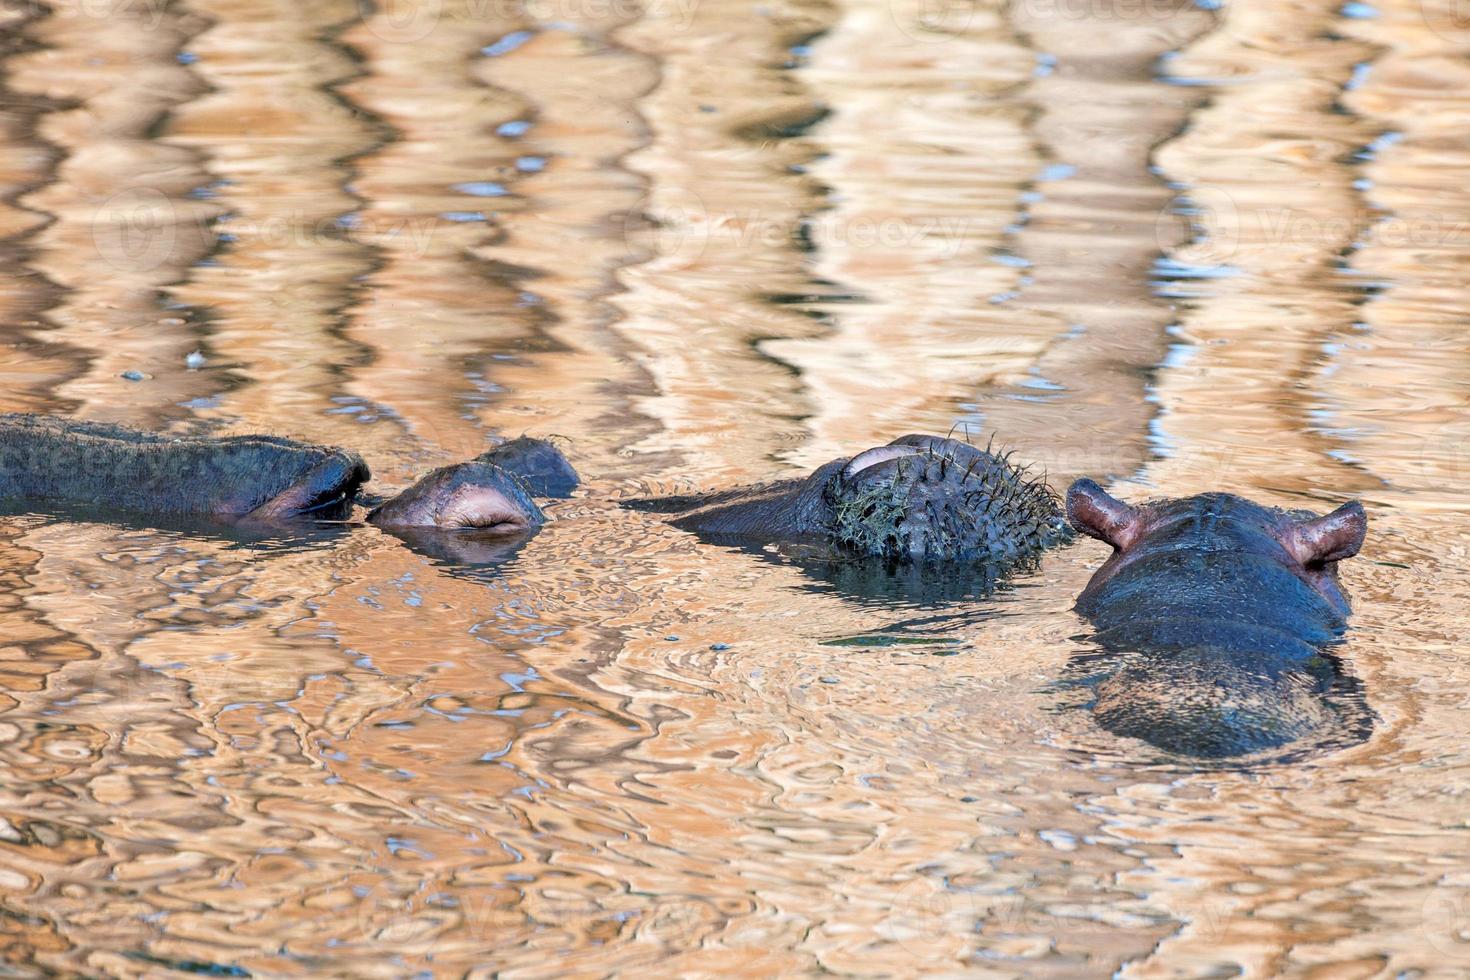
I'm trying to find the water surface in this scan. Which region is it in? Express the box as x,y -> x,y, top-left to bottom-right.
0,0 -> 1467,974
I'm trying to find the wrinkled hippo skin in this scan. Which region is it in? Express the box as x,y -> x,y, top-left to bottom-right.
1066,479 -> 1371,760
0,414 -> 370,522
629,434 -> 1069,564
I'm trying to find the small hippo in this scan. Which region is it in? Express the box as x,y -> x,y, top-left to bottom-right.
1065,479 -> 1371,760
0,415 -> 574,534
366,436 -> 579,533
628,434 -> 1069,563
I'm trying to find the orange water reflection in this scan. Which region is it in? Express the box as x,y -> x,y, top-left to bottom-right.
0,0 -> 1467,974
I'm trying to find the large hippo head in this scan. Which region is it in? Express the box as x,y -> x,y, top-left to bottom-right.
1067,480 -> 1367,617
1063,481 -> 1371,761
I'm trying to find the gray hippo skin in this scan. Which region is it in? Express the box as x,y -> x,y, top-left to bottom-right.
629,434 -> 1070,563
1066,479 -> 1370,760
0,414 -> 370,521
0,414 -> 573,533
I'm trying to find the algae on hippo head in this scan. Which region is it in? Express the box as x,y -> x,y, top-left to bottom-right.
825,434 -> 1069,563
626,433 -> 1070,567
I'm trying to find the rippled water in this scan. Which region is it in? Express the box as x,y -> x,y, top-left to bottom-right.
0,0 -> 1467,974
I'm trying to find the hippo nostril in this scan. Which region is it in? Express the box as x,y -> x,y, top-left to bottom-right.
841,445 -> 924,482
299,488 -> 350,516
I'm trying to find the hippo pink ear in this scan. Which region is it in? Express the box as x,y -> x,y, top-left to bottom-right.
1067,479 -> 1140,550
1290,501 -> 1367,565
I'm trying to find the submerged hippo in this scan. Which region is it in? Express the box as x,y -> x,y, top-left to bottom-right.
1065,479 -> 1371,760
0,416 -> 1063,569
627,434 -> 1069,563
0,415 -> 573,534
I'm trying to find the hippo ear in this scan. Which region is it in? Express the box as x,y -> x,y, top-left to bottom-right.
1067,479 -> 1140,550
1291,501 -> 1366,565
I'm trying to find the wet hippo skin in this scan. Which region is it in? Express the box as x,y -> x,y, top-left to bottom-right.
1066,479 -> 1371,760
0,414 -> 370,522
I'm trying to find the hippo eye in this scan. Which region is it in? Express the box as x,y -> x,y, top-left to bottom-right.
841,445 -> 923,482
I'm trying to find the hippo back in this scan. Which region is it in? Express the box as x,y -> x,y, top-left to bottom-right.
0,414 -> 366,518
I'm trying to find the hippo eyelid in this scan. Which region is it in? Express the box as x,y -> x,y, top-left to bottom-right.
840,445 -> 924,482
